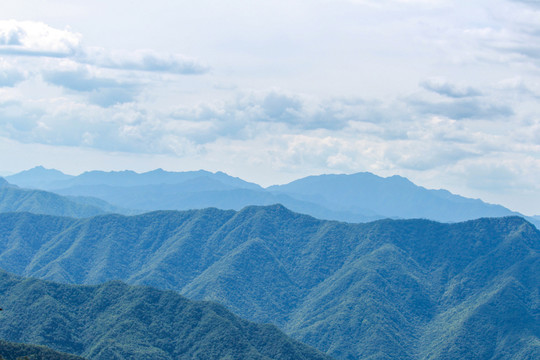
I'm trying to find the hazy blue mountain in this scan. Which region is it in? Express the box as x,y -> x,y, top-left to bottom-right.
268,172 -> 540,228
268,172 -> 519,221
7,167 -> 261,191
53,183 -> 377,222
0,270 -> 332,360
0,339 -> 86,360
5,166 -> 74,189
6,167 -> 537,227
0,178 -> 127,218
0,207 -> 537,359
64,195 -> 134,215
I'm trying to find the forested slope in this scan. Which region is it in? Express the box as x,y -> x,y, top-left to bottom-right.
0,206 -> 537,359
0,271 -> 332,360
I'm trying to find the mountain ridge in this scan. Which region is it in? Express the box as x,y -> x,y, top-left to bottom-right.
0,178 -> 128,218
7,167 -> 260,191
6,167 -> 537,228
0,206 -> 537,359
0,269 -> 333,360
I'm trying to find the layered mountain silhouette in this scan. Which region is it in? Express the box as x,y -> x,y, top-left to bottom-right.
0,178 -> 126,218
6,167 -> 538,228
0,270 -> 332,360
0,207 -> 537,359
0,339 -> 86,360
6,167 -> 260,191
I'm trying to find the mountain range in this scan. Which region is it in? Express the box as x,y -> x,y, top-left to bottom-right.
0,207 -> 537,359
5,167 -> 538,228
0,178 -> 125,218
0,270 -> 332,360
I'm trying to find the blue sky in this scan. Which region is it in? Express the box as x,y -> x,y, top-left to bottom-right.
0,0 -> 539,215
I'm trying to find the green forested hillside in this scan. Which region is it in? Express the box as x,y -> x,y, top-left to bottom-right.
0,271 -> 332,360
0,178 -> 124,218
0,339 -> 86,360
0,206 -> 537,359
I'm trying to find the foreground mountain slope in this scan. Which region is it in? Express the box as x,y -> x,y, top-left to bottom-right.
0,178 -> 125,218
0,271 -> 333,360
0,207 -> 537,359
0,339 -> 86,360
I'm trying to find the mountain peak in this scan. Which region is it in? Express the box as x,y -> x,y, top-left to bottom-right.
6,166 -> 73,189
237,203 -> 301,221
147,168 -> 166,173
21,166 -> 66,175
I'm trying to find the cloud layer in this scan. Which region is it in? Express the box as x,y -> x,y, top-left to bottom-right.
0,0 -> 539,214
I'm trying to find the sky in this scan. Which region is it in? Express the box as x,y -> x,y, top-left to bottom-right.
0,0 -> 539,215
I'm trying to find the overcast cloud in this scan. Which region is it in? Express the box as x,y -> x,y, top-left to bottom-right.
0,0 -> 539,215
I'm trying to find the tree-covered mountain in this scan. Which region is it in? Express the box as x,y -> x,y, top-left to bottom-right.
6,167 -> 538,227
0,270 -> 332,360
0,339 -> 86,360
0,207 -> 537,359
0,178 -> 127,218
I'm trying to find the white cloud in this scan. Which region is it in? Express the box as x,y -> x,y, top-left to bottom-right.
41,65 -> 140,106
0,81 -> 525,160
0,20 -> 208,75
0,20 -> 81,57
79,48 -> 209,75
0,79 -> 537,212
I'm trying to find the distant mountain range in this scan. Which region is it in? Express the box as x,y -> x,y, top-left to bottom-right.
0,207 -> 537,359
6,166 -> 260,191
5,166 -> 539,228
0,270 -> 332,360
0,178 -> 127,218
